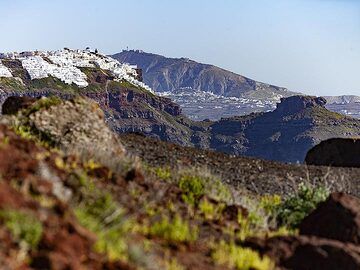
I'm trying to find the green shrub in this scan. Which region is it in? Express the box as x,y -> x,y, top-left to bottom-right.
179,175 -> 205,206
178,170 -> 232,206
276,183 -> 329,228
153,167 -> 172,182
198,198 -> 225,220
259,195 -> 282,216
148,215 -> 198,243
212,241 -> 274,270
0,209 -> 43,249
74,191 -> 132,261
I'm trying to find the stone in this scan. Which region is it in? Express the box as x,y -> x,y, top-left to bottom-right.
244,235 -> 360,270
299,193 -> 360,244
305,138 -> 360,167
2,96 -> 37,115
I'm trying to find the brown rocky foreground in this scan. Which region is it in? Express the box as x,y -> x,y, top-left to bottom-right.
244,193 -> 360,270
119,133 -> 360,197
0,96 -> 358,269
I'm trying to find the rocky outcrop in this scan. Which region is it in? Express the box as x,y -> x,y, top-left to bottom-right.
2,96 -> 38,115
299,193 -> 360,244
2,96 -> 126,160
1,64 -> 360,163
276,95 -> 327,115
244,235 -> 360,270
305,138 -> 360,167
244,192 -> 360,270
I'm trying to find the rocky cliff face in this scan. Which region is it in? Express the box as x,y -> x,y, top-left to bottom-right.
207,95 -> 360,162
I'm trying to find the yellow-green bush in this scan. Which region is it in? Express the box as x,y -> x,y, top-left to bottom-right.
74,190 -> 133,261
198,198 -> 225,220
148,215 -> 198,243
212,241 -> 274,270
178,169 -> 232,206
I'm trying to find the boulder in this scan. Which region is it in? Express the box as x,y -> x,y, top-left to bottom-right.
299,193 -> 360,244
305,138 -> 360,167
2,96 -> 38,115
244,235 -> 360,270
23,97 -> 126,159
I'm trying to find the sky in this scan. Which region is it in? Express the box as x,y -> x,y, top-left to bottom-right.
0,0 -> 359,96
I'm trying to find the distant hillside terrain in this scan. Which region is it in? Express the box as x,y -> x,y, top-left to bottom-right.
112,50 -> 293,98
112,50 -> 298,120
324,95 -> 360,119
112,50 -> 360,120
1,50 -> 360,163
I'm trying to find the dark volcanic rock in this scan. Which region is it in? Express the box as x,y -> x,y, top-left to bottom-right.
244,235 -> 360,270
305,138 -> 360,167
299,193 -> 360,244
2,96 -> 38,115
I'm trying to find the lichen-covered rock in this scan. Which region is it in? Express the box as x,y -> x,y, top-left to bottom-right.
28,97 -> 126,158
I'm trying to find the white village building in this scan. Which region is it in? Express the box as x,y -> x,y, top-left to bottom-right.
0,49 -> 153,92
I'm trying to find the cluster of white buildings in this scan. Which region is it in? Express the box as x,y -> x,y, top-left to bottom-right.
0,48 -> 153,92
0,61 -> 12,78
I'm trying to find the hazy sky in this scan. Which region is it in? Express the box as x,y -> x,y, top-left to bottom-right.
0,0 -> 359,96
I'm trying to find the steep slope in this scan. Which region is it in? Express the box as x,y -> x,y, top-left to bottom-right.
112,50 -> 297,120
113,50 -> 360,121
1,49 -> 360,163
112,50 -> 292,98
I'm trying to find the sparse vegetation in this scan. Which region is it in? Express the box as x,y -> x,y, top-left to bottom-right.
0,209 -> 43,249
276,183 -> 329,228
212,241 -> 274,270
24,96 -> 62,116
148,214 -> 198,243
74,191 -> 133,261
198,198 -> 225,220
153,166 -> 172,181
178,168 -> 232,206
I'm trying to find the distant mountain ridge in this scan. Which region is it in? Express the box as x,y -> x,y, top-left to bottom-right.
112,50 -> 295,99
112,50 -> 360,120
1,49 -> 360,163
